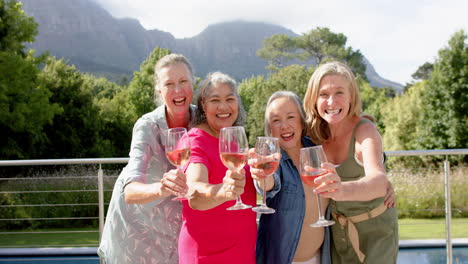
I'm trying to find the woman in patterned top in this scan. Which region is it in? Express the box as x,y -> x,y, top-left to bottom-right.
98,54 -> 196,264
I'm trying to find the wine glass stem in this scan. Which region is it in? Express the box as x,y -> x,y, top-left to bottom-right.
234,169 -> 245,205
262,179 -> 267,206
316,193 -> 325,220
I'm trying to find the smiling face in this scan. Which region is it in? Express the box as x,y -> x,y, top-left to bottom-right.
266,97 -> 304,150
202,82 -> 239,135
157,63 -> 193,121
316,74 -> 352,125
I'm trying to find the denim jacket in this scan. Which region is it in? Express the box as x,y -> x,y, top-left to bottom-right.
256,137 -> 331,264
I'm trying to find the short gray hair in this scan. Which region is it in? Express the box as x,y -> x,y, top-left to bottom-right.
264,91 -> 306,137
153,54 -> 194,104
193,72 -> 246,126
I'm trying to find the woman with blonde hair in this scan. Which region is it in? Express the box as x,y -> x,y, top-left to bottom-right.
99,54 -> 195,264
303,61 -> 398,263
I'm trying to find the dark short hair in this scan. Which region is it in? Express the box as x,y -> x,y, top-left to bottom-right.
193,72 -> 246,126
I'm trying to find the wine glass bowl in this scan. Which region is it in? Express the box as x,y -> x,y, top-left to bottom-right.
300,145 -> 335,227
220,152 -> 248,172
252,137 -> 280,214
219,126 -> 252,210
165,127 -> 191,200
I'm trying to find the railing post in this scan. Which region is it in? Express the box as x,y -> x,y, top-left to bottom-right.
98,163 -> 105,244
444,157 -> 452,264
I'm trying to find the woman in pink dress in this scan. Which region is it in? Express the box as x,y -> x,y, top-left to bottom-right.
178,72 -> 257,264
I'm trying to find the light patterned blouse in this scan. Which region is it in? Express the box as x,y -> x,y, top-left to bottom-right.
98,104 -> 195,264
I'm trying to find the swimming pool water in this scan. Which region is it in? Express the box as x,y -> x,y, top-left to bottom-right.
1,247 -> 467,263
398,247 -> 468,264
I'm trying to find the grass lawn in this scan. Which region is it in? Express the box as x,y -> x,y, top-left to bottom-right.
1,218 -> 467,247
0,228 -> 99,247
398,218 -> 468,240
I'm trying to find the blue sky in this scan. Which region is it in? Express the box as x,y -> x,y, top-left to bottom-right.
94,0 -> 467,85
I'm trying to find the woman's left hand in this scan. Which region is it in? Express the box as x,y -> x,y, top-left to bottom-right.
313,163 -> 344,200
384,182 -> 396,208
248,148 -> 277,181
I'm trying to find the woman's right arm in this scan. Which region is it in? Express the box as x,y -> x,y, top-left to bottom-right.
186,163 -> 244,210
248,149 -> 276,192
124,169 -> 188,204
122,118 -> 188,204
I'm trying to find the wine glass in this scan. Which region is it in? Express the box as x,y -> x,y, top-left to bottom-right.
252,137 -> 280,214
165,127 -> 191,201
219,126 -> 252,210
299,145 -> 335,227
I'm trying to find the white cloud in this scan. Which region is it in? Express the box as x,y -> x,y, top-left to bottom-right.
93,0 -> 468,84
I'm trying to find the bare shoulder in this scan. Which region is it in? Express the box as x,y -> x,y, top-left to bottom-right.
355,118 -> 382,143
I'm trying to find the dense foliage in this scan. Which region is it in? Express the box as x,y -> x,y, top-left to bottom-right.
0,0 -> 467,231
0,1 -> 466,162
257,27 -> 367,79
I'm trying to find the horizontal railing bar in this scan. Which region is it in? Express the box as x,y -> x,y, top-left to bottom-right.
0,257 -> 100,260
385,149 -> 468,157
0,203 -> 105,208
0,230 -> 98,235
0,176 -> 102,180
0,176 -> 118,181
0,190 -> 113,194
0,217 -> 98,221
0,158 -> 129,166
0,244 -> 99,248
398,208 -> 467,212
0,190 -> 99,194
0,149 -> 465,167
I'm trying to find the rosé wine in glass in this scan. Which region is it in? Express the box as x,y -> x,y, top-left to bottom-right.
166,148 -> 191,167
219,126 -> 252,210
300,146 -> 335,227
252,137 -> 281,214
165,127 -> 191,201
220,153 -> 248,172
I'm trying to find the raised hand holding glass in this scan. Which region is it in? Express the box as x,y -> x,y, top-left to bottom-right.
165,127 -> 191,200
219,126 -> 252,210
299,145 -> 335,227
251,137 -> 280,214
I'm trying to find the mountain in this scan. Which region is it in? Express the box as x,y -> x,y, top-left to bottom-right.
20,0 -> 403,91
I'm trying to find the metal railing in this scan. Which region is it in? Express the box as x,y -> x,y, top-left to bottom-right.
0,149 -> 467,264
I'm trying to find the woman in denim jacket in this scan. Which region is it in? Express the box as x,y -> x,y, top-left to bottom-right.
250,91 -> 331,264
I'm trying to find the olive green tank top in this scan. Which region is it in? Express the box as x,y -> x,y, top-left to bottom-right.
330,119 -> 398,264
332,118 -> 384,216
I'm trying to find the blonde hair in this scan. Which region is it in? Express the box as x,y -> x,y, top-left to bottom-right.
303,61 -> 372,143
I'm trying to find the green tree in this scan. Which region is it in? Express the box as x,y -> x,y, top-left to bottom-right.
257,34 -> 295,71
416,30 -> 467,152
381,82 -> 426,166
359,78 -> 389,133
82,75 -> 132,157
0,1 -> 62,159
411,62 -> 433,81
0,0 -> 37,54
297,27 -> 366,79
38,57 -> 101,158
257,27 -> 367,79
127,47 -> 171,118
240,65 -> 313,145
296,27 -> 346,63
0,51 -> 61,158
